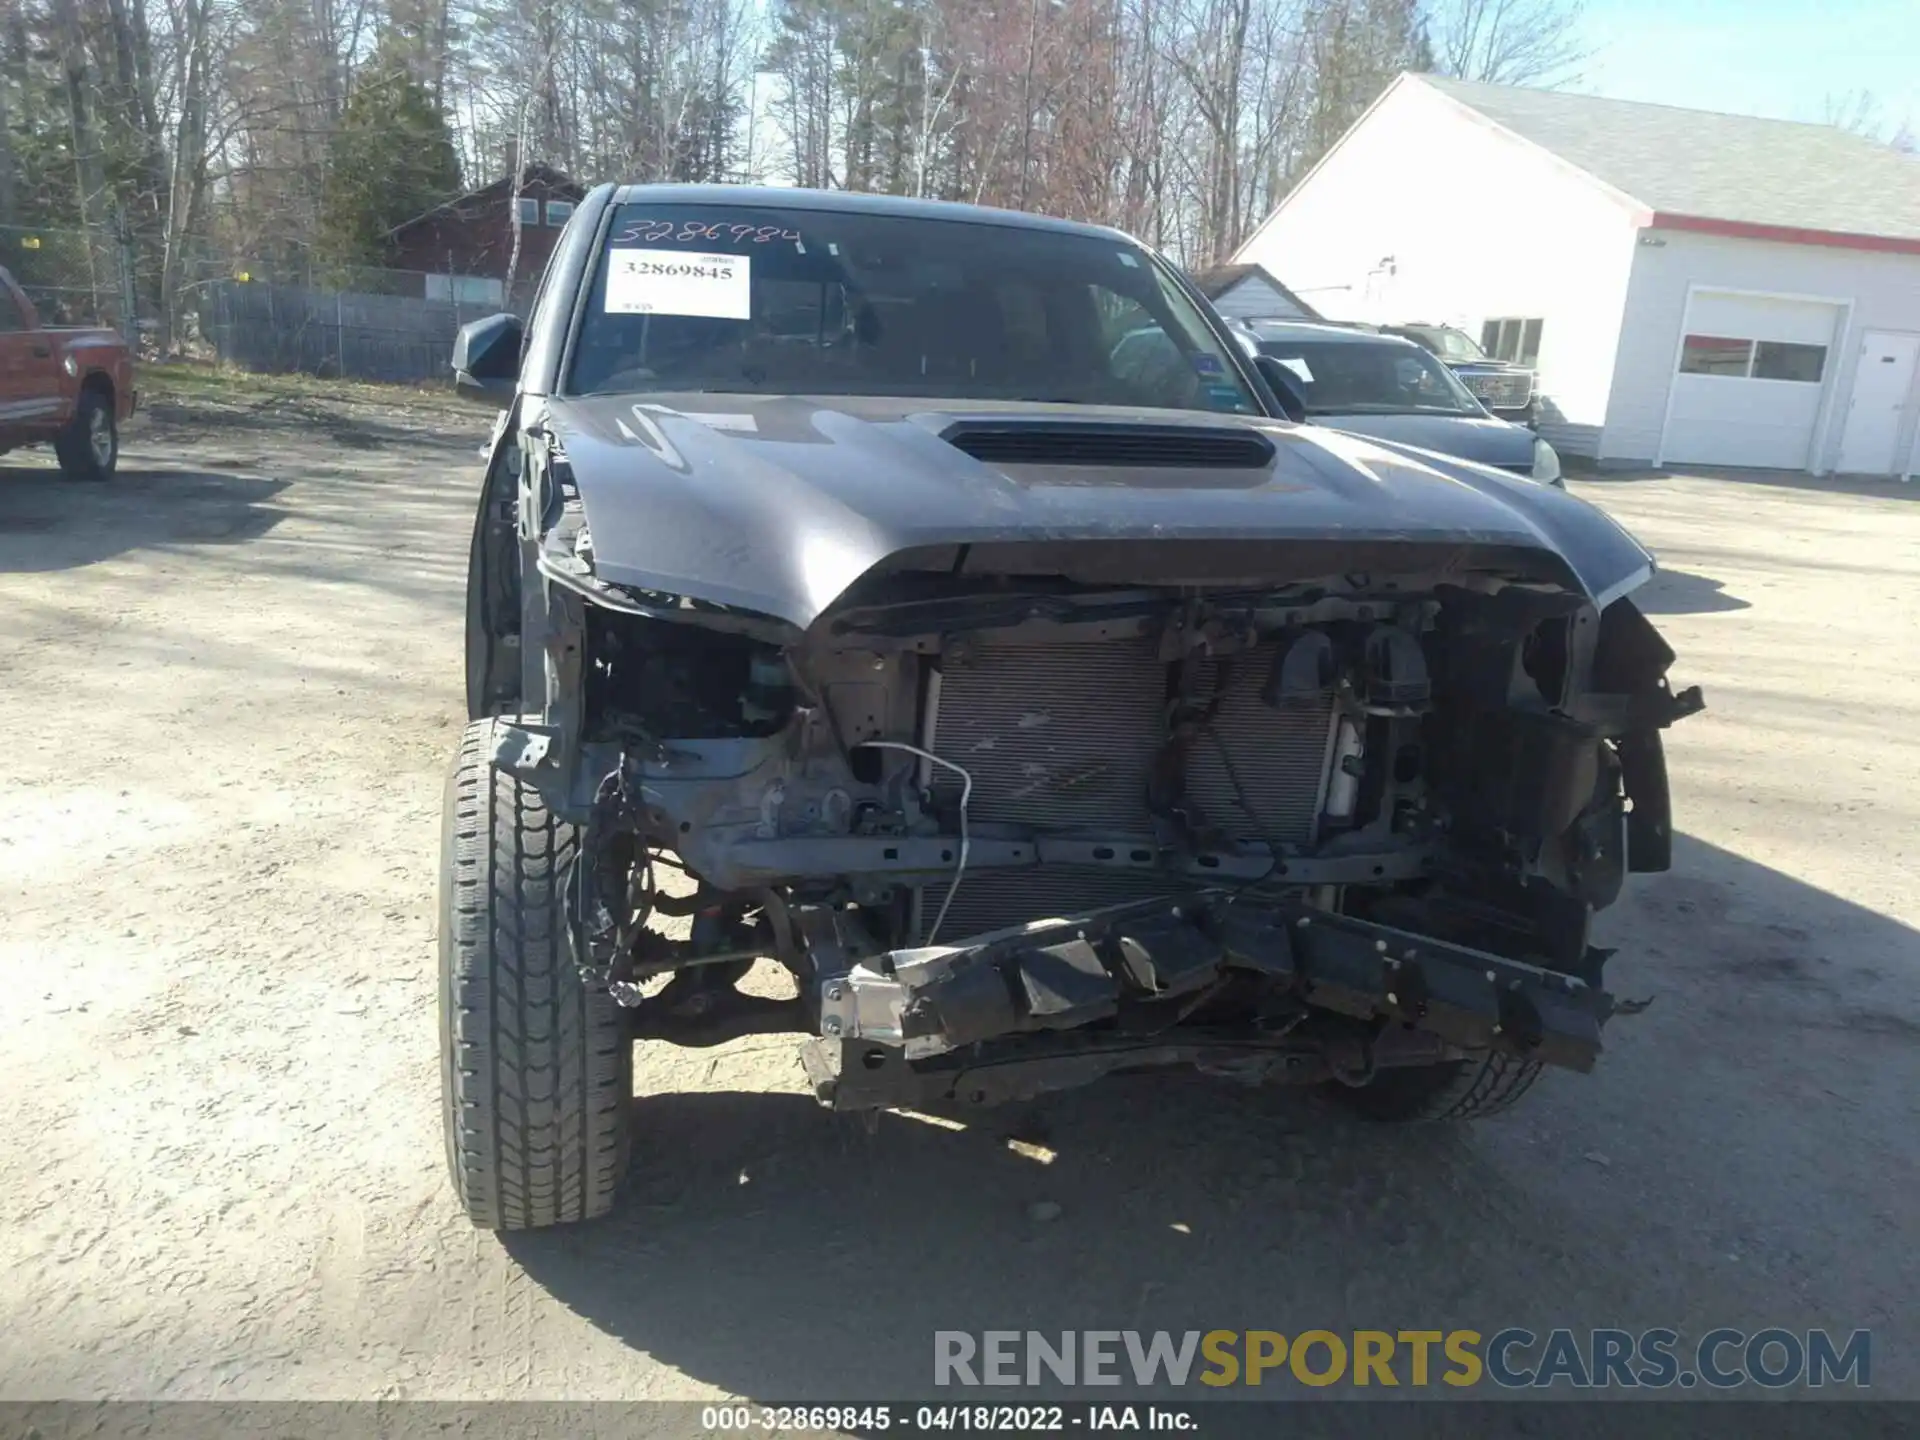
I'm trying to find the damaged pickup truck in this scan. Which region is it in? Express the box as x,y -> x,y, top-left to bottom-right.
440,185 -> 1702,1230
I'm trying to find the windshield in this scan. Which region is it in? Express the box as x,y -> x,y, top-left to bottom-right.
1256,339 -> 1485,417
1409,326 -> 1487,362
566,203 -> 1259,414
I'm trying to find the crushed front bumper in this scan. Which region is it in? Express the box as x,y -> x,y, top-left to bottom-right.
803,893 -> 1615,1111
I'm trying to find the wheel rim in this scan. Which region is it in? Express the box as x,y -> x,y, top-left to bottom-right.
89,406 -> 113,466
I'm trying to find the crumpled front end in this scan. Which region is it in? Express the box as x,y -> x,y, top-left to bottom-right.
497,506 -> 1698,1107
482,400 -> 1700,1107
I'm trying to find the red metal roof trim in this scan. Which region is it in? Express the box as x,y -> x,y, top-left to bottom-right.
1649,212 -> 1920,257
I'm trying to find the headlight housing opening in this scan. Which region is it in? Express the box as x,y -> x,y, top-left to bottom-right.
1532,436 -> 1563,487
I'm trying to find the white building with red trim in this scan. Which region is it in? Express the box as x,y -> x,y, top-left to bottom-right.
1233,73 -> 1920,478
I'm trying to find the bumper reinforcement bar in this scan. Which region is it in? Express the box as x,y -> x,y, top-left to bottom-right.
806,893 -> 1613,1110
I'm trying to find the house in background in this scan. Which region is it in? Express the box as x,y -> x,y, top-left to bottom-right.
1234,73 -> 1920,478
1188,263 -> 1319,321
386,163 -> 585,308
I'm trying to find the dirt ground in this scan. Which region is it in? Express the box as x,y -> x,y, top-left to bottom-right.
1,375 -> 1916,1405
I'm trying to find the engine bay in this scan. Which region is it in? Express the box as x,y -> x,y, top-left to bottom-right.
490,553 -> 1700,1101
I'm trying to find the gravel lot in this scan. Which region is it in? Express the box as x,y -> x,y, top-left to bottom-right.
1,377 -> 1915,1407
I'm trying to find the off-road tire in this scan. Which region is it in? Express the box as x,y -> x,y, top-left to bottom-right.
1327,1050 -> 1544,1122
440,719 -> 632,1229
55,388 -> 117,482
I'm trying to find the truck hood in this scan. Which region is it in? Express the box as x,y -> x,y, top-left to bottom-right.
544,393 -> 1652,630
43,327 -> 125,351
1309,412 -> 1534,470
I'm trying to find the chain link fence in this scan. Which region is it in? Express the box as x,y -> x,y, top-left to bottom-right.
0,224 -> 136,331
0,222 -> 531,385
195,268 -> 537,383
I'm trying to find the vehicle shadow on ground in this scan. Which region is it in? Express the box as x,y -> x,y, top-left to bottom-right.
0,454 -> 474,610
507,1082 -> 1508,1402
1633,567 -> 1751,614
0,464 -> 293,572
504,832 -> 1920,1404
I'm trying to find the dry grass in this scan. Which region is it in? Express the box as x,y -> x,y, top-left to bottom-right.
141,361 -> 470,427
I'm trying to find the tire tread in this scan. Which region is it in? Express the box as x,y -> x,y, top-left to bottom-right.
55,389 -> 116,483
439,719 -> 631,1229
1332,1049 -> 1545,1123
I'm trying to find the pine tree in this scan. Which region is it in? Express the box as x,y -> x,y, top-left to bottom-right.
317,46 -> 463,271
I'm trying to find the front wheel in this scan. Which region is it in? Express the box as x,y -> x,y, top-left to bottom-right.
439,719 -> 633,1228
1326,1049 -> 1544,1122
56,389 -> 118,482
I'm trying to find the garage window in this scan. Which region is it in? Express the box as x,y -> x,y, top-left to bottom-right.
1680,335 -> 1754,375
1481,317 -> 1544,367
1679,335 -> 1827,382
1752,341 -> 1826,382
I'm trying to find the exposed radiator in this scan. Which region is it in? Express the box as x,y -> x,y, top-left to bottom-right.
1185,651 -> 1334,846
922,634 -> 1336,940
928,633 -> 1167,832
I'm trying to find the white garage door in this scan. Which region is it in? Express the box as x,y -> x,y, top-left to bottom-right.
1660,292 -> 1842,470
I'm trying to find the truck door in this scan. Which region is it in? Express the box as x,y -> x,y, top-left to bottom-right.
0,278 -> 62,431
0,281 -> 33,427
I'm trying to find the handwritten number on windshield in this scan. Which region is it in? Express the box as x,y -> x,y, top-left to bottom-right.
613,219 -> 802,245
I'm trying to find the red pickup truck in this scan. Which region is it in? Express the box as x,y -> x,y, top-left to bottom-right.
0,265 -> 137,481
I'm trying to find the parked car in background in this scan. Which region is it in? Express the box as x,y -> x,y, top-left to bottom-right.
1381,322 -> 1537,428
0,266 -> 135,481
1235,319 -> 1562,486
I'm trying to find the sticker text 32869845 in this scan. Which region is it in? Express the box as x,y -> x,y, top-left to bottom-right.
604,248 -> 752,320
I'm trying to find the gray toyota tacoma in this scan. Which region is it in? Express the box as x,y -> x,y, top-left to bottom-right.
441,184 -> 1701,1230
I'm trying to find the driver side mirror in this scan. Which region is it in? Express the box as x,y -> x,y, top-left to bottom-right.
452,313 -> 524,403
1253,354 -> 1308,424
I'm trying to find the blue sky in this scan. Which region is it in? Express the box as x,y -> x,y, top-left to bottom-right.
1574,0 -> 1919,131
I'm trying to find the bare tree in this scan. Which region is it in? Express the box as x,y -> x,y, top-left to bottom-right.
1431,0 -> 1588,86
1821,88 -> 1882,135
913,7 -> 964,197
501,0 -> 562,291
1821,90 -> 1919,153
156,0 -> 224,344
0,0 -> 1622,343
765,0 -> 840,187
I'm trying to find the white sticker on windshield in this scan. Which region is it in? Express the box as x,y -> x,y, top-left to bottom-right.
1277,356 -> 1314,383
604,248 -> 751,318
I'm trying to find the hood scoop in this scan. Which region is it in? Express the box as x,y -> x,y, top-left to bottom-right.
940,420 -> 1275,469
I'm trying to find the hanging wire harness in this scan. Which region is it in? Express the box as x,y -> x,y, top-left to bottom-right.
852,739 -> 973,946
